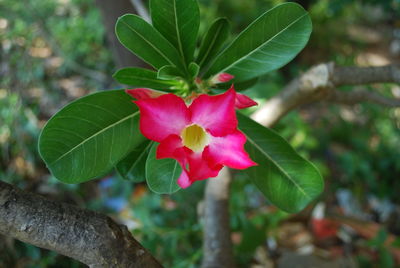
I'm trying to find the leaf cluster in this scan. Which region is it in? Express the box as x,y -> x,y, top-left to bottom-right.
39,0 -> 323,212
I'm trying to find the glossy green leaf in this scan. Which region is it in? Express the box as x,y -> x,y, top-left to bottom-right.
150,0 -> 200,64
188,62 -> 200,78
116,140 -> 153,182
215,77 -> 259,92
238,113 -> 324,213
115,14 -> 185,70
113,67 -> 179,90
196,18 -> 230,70
157,65 -> 182,80
204,3 -> 312,81
39,90 -> 145,183
145,143 -> 181,194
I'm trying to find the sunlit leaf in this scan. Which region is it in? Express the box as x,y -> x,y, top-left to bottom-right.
196,18 -> 230,71
238,113 -> 324,213
39,90 -> 144,183
150,0 -> 200,64
116,14 -> 185,71
113,67 -> 179,90
204,3 -> 312,81
157,65 -> 182,80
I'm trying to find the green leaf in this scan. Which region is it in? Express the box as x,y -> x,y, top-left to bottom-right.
150,0 -> 200,64
157,65 -> 182,80
196,18 -> 230,70
188,62 -> 200,78
379,247 -> 394,268
215,77 -> 259,91
145,143 -> 181,194
238,113 -> 323,213
113,67 -> 179,90
115,14 -> 185,70
368,228 -> 388,247
39,90 -> 145,183
203,3 -> 312,81
116,140 -> 153,182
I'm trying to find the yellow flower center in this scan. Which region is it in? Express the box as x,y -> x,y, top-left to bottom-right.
181,124 -> 210,152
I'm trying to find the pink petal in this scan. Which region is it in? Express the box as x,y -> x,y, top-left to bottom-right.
134,94 -> 190,142
203,130 -> 257,169
186,152 -> 223,182
235,93 -> 258,109
126,88 -> 165,100
177,170 -> 192,188
189,88 -> 237,137
156,134 -> 187,165
214,73 -> 235,83
177,152 -> 223,188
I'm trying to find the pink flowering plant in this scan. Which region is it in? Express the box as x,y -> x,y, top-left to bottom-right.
38,1 -> 323,213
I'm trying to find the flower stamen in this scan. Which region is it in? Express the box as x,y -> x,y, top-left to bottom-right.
181,124 -> 210,152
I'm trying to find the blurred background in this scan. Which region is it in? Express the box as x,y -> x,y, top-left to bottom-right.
0,0 -> 400,267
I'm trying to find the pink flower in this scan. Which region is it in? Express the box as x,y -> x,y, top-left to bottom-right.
212,73 -> 235,83
127,86 -> 257,110
128,87 -> 257,188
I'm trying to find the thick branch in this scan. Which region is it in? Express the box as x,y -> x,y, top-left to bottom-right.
95,0 -> 146,69
251,63 -> 400,126
327,88 -> 400,107
201,168 -> 235,268
0,180 -> 162,268
332,64 -> 400,86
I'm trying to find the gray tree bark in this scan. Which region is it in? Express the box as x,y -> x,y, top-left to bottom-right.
0,180 -> 162,268
201,168 -> 235,268
95,0 -> 147,69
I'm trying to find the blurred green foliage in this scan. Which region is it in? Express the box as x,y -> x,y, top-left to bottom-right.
1,0 -> 399,267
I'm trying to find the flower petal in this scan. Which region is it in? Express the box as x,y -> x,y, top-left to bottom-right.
135,94 -> 190,142
177,170 -> 191,188
235,93 -> 258,109
156,134 -> 187,165
126,88 -> 165,100
213,73 -> 235,83
189,88 -> 237,136
203,130 -> 257,169
187,152 -> 223,181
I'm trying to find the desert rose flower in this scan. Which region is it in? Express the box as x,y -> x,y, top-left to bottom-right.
212,72 -> 235,83
127,87 -> 257,188
126,86 -> 257,110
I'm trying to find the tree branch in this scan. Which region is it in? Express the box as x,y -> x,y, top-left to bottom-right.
251,63 -> 400,126
201,63 -> 400,267
327,88 -> 400,107
201,168 -> 235,268
95,0 -> 147,69
0,180 -> 162,268
332,64 -> 400,86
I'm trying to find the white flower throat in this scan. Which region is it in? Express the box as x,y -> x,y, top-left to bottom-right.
181,124 -> 210,152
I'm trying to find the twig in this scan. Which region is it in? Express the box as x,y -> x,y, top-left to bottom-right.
0,180 -> 163,268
